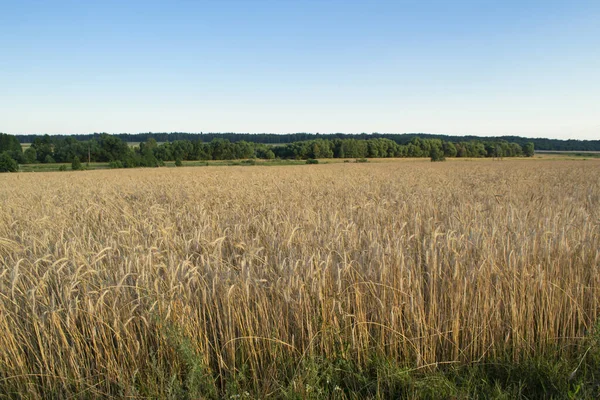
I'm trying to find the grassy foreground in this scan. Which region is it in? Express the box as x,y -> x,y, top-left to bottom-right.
0,160 -> 599,398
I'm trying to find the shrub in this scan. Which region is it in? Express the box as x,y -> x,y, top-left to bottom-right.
71,157 -> 82,171
430,148 -> 446,162
524,142 -> 535,157
175,158 -> 183,167
58,165 -> 67,171
0,152 -> 18,172
109,160 -> 124,169
356,158 -> 368,163
306,158 -> 319,164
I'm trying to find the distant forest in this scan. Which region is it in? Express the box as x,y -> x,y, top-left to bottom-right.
0,132 -> 535,172
13,132 -> 600,152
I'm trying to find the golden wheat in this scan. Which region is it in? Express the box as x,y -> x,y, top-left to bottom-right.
0,159 -> 599,397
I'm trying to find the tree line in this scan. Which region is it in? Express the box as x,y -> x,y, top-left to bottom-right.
0,132 -> 534,171
13,131 -> 599,151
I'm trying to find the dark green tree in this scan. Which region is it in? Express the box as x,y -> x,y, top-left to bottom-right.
264,149 -> 275,159
0,152 -> 18,172
98,134 -> 131,161
71,156 -> 82,170
233,141 -> 255,159
23,147 -> 37,164
210,138 -> 234,160
0,133 -> 22,154
430,147 -> 446,162
443,142 -> 458,157
523,142 -> 535,157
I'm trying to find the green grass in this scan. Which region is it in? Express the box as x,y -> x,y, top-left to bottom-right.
535,151 -> 600,160
16,155 -> 595,173
135,338 -> 600,399
16,159 -> 310,172
18,162 -> 111,172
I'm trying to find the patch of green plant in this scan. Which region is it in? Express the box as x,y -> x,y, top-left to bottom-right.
430,147 -> 446,162
277,343 -> 600,400
71,156 -> 83,170
0,152 -> 19,172
109,160 -> 124,169
147,321 -> 219,400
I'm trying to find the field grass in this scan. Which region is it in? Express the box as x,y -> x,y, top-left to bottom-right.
18,162 -> 112,172
1,159 -> 599,398
15,157 -> 387,172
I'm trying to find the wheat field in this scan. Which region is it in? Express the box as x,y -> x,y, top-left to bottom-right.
0,159 -> 599,398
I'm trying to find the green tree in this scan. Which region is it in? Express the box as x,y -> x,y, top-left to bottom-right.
71,156 -> 82,170
0,152 -> 18,172
175,157 -> 183,167
32,135 -> 54,162
137,139 -> 160,167
0,133 -> 22,154
523,142 -> 535,157
510,143 -> 523,157
98,133 -> 131,161
233,141 -> 255,159
264,149 -> 275,159
430,147 -> 446,162
210,138 -> 234,160
23,147 -> 37,164
443,142 -> 458,158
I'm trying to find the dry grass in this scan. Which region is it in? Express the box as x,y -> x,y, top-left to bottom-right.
0,159 -> 599,398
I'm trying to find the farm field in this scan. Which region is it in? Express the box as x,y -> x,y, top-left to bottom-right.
0,159 -> 599,398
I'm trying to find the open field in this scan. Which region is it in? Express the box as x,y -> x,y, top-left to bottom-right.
1,159 -> 599,398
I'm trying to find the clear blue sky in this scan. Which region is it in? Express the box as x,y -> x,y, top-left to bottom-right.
1,0 -> 598,139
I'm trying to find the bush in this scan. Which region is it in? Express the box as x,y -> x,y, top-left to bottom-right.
524,142 -> 535,157
306,158 -> 319,164
430,148 -> 446,162
58,165 -> 67,171
71,156 -> 82,171
356,158 -> 368,163
175,158 -> 183,167
241,159 -> 256,165
109,160 -> 124,169
0,152 -> 18,172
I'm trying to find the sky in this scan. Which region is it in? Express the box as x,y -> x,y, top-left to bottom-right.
1,0 -> 599,140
